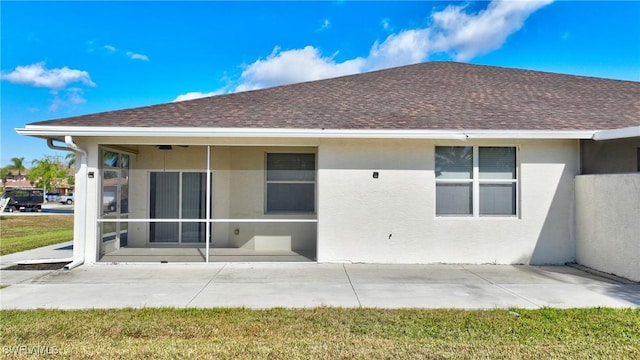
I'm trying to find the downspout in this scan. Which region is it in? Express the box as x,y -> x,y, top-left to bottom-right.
48,137 -> 88,270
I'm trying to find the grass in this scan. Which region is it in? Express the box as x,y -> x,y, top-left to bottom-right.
0,216 -> 73,255
1,308 -> 638,358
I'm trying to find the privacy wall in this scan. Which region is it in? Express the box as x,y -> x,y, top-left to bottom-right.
576,174 -> 640,281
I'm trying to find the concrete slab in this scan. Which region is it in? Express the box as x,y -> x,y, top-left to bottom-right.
99,247 -> 315,263
0,241 -> 73,267
188,263 -> 358,308
189,282 -> 359,308
353,283 -> 538,309
0,270 -> 55,285
501,284 -> 640,308
0,262 -> 637,310
33,264 -> 226,284
344,264 -> 484,284
0,283 -> 200,309
463,265 -> 623,285
213,263 -> 347,283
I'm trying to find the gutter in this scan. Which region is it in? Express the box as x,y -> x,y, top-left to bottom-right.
47,138 -> 75,152
49,136 -> 88,270
18,125 -> 597,140
592,126 -> 640,141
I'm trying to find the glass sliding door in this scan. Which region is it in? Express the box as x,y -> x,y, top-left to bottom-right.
149,171 -> 210,244
181,172 -> 207,243
149,172 -> 179,243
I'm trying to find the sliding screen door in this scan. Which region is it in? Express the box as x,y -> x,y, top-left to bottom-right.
149,172 -> 209,244
181,172 -> 207,243
150,172 -> 179,242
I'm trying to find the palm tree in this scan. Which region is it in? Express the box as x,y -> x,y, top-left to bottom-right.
65,152 -> 76,168
9,157 -> 26,177
1,166 -> 12,187
28,156 -> 65,192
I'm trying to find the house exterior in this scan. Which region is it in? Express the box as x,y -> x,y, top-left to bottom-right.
1,169 -> 31,189
16,62 -> 640,269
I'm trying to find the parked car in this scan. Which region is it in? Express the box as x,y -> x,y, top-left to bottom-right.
107,198 -> 128,213
59,193 -> 74,205
46,192 -> 61,202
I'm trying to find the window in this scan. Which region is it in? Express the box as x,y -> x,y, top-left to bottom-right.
266,153 -> 316,213
102,150 -> 129,215
436,146 -> 517,217
100,149 -> 130,245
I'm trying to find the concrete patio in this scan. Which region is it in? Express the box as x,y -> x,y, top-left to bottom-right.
99,247 -> 315,263
1,259 -> 638,310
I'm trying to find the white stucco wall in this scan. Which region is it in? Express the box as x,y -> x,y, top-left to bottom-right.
77,137 -> 579,264
70,138 -> 101,264
317,139 -> 579,264
575,174 -> 640,281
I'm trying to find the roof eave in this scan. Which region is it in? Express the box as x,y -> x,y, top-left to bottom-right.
592,126 -> 640,141
15,125 -> 598,140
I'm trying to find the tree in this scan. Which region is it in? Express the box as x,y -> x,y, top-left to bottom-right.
9,157 -> 26,177
65,152 -> 76,168
0,166 -> 12,192
28,156 -> 66,192
64,153 -> 77,187
1,166 -> 12,182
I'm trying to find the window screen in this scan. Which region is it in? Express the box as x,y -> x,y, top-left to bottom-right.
436,146 -> 517,217
266,153 -> 316,213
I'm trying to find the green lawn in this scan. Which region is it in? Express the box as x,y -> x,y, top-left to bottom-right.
0,216 -> 73,255
1,308 -> 638,358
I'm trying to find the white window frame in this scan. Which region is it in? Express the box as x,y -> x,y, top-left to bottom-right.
264,152 -> 317,214
435,145 -> 519,218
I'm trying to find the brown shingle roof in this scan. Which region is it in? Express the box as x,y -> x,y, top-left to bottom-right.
30,62 -> 640,131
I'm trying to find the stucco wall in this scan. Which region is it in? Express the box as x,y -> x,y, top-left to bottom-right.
81,137 -> 580,264
317,139 -> 580,264
575,174 -> 640,281
581,138 -> 640,174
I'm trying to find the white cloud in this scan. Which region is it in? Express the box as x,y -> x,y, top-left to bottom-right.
318,19 -> 331,31
429,0 -> 553,61
48,97 -> 63,112
0,62 -> 95,90
126,51 -> 150,61
173,90 -> 223,102
231,0 -> 551,92
48,88 -> 88,112
1,62 -> 94,112
66,88 -> 87,105
91,42 -> 150,61
235,46 -> 364,92
86,40 -> 96,53
365,28 -> 431,70
174,0 -> 549,99
381,18 -> 391,30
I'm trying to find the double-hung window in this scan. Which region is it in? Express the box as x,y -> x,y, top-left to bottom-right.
266,153 -> 316,213
435,146 -> 517,217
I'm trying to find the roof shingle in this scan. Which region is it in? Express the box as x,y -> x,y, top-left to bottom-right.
30,62 -> 640,131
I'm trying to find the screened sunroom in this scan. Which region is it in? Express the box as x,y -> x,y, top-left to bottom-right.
96,144 -> 318,263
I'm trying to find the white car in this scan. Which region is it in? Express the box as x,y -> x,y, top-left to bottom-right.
59,193 -> 74,205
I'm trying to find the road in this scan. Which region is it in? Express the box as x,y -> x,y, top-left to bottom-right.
2,203 -> 74,215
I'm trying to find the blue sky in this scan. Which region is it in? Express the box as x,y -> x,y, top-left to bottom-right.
2,0 -> 639,167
